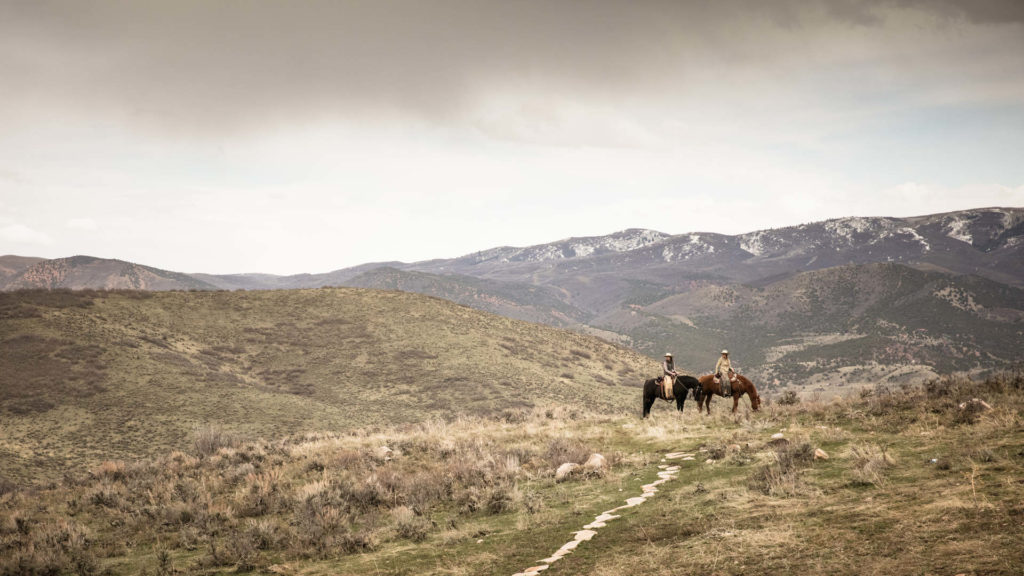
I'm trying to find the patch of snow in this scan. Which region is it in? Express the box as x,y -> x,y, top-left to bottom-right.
740,231 -> 768,256
945,216 -> 974,244
823,217 -> 879,243
899,227 -> 930,252
508,229 -> 670,263
661,234 -> 714,262
570,243 -> 595,258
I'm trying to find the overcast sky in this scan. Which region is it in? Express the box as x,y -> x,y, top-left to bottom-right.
2,0 -> 1023,274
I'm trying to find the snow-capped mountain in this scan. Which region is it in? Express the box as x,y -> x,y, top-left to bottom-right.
445,228 -> 671,267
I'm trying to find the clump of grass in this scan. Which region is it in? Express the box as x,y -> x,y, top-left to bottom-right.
192,424 -> 242,458
392,506 -> 432,542
848,443 -> 896,487
545,437 -> 592,469
749,441 -> 815,496
777,390 -> 800,405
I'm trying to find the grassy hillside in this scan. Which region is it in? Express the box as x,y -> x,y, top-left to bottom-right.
1,374 -> 1021,575
344,267 -> 592,327
1,256 -> 219,291
0,288 -> 656,484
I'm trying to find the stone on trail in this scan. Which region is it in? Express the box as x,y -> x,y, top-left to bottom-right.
623,496 -> 647,507
770,432 -> 785,440
814,448 -> 830,460
555,462 -> 579,482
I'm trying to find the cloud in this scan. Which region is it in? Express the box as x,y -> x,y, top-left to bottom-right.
0,220 -> 53,245
2,0 -> 1021,141
66,217 -> 98,231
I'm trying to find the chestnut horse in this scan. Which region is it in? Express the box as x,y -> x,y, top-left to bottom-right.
697,373 -> 760,414
642,375 -> 702,418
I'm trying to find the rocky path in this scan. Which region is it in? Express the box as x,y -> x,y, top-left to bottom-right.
512,451 -> 697,576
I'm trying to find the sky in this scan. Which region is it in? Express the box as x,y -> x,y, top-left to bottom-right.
2,0 -> 1023,274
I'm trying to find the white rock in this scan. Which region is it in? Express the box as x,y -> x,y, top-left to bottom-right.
771,433 -> 785,440
958,398 -> 993,411
583,453 -> 608,472
814,448 -> 830,460
555,462 -> 579,482
574,530 -> 598,541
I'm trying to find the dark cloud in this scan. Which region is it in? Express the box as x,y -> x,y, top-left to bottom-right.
897,0 -> 1024,24
2,0 -> 1022,136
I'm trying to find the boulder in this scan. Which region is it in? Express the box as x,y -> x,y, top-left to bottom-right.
814,448 -> 829,460
770,432 -> 785,440
555,462 -> 579,482
958,398 -> 993,412
583,453 -> 607,472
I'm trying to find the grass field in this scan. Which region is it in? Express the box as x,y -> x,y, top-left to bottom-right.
0,288 -> 656,485
2,373 -> 1022,575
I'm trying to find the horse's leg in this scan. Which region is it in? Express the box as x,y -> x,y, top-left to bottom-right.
642,391 -> 655,418
676,393 -> 685,412
732,393 -> 740,413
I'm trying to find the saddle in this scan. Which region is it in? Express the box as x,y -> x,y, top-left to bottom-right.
661,376 -> 675,400
714,372 -> 737,396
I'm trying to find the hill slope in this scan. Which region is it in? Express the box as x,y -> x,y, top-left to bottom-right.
1,374 -> 1022,575
0,255 -> 219,291
633,263 -> 1024,388
0,288 -> 656,483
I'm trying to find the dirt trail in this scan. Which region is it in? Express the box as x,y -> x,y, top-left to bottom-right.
512,451 -> 697,576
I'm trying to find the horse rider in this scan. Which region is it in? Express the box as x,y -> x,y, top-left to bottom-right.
714,349 -> 735,396
662,353 -> 678,400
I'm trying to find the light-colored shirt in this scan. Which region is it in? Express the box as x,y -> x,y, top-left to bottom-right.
715,356 -> 732,374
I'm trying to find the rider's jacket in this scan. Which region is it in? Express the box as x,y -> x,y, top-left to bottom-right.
715,356 -> 732,375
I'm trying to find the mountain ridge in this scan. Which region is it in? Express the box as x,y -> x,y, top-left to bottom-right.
5,207 -> 1022,392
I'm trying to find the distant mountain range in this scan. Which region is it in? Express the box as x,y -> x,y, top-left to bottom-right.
4,207 -> 1023,391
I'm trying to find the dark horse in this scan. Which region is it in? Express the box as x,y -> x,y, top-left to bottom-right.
697,373 -> 761,414
642,375 -> 702,418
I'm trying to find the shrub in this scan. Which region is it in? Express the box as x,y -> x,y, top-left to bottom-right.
392,506 -> 431,542
570,349 -> 593,360
193,424 -> 241,458
749,442 -> 814,496
849,443 -> 896,487
246,518 -> 288,550
0,475 -> 16,498
545,437 -> 591,469
486,481 -> 521,514
777,390 -> 800,405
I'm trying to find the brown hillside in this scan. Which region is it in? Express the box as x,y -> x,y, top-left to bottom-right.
0,288 -> 658,483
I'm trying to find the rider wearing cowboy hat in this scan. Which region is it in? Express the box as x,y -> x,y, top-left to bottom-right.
662,353 -> 678,400
715,349 -> 735,396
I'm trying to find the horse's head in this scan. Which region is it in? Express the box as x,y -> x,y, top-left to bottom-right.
738,374 -> 761,411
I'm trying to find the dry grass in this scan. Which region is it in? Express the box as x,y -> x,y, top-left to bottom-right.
1,358 -> 1022,575
0,287 -> 657,485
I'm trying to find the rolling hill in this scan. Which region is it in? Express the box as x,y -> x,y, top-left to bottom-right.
0,288 -> 657,484
4,207 -> 1022,393
0,255 -> 219,291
